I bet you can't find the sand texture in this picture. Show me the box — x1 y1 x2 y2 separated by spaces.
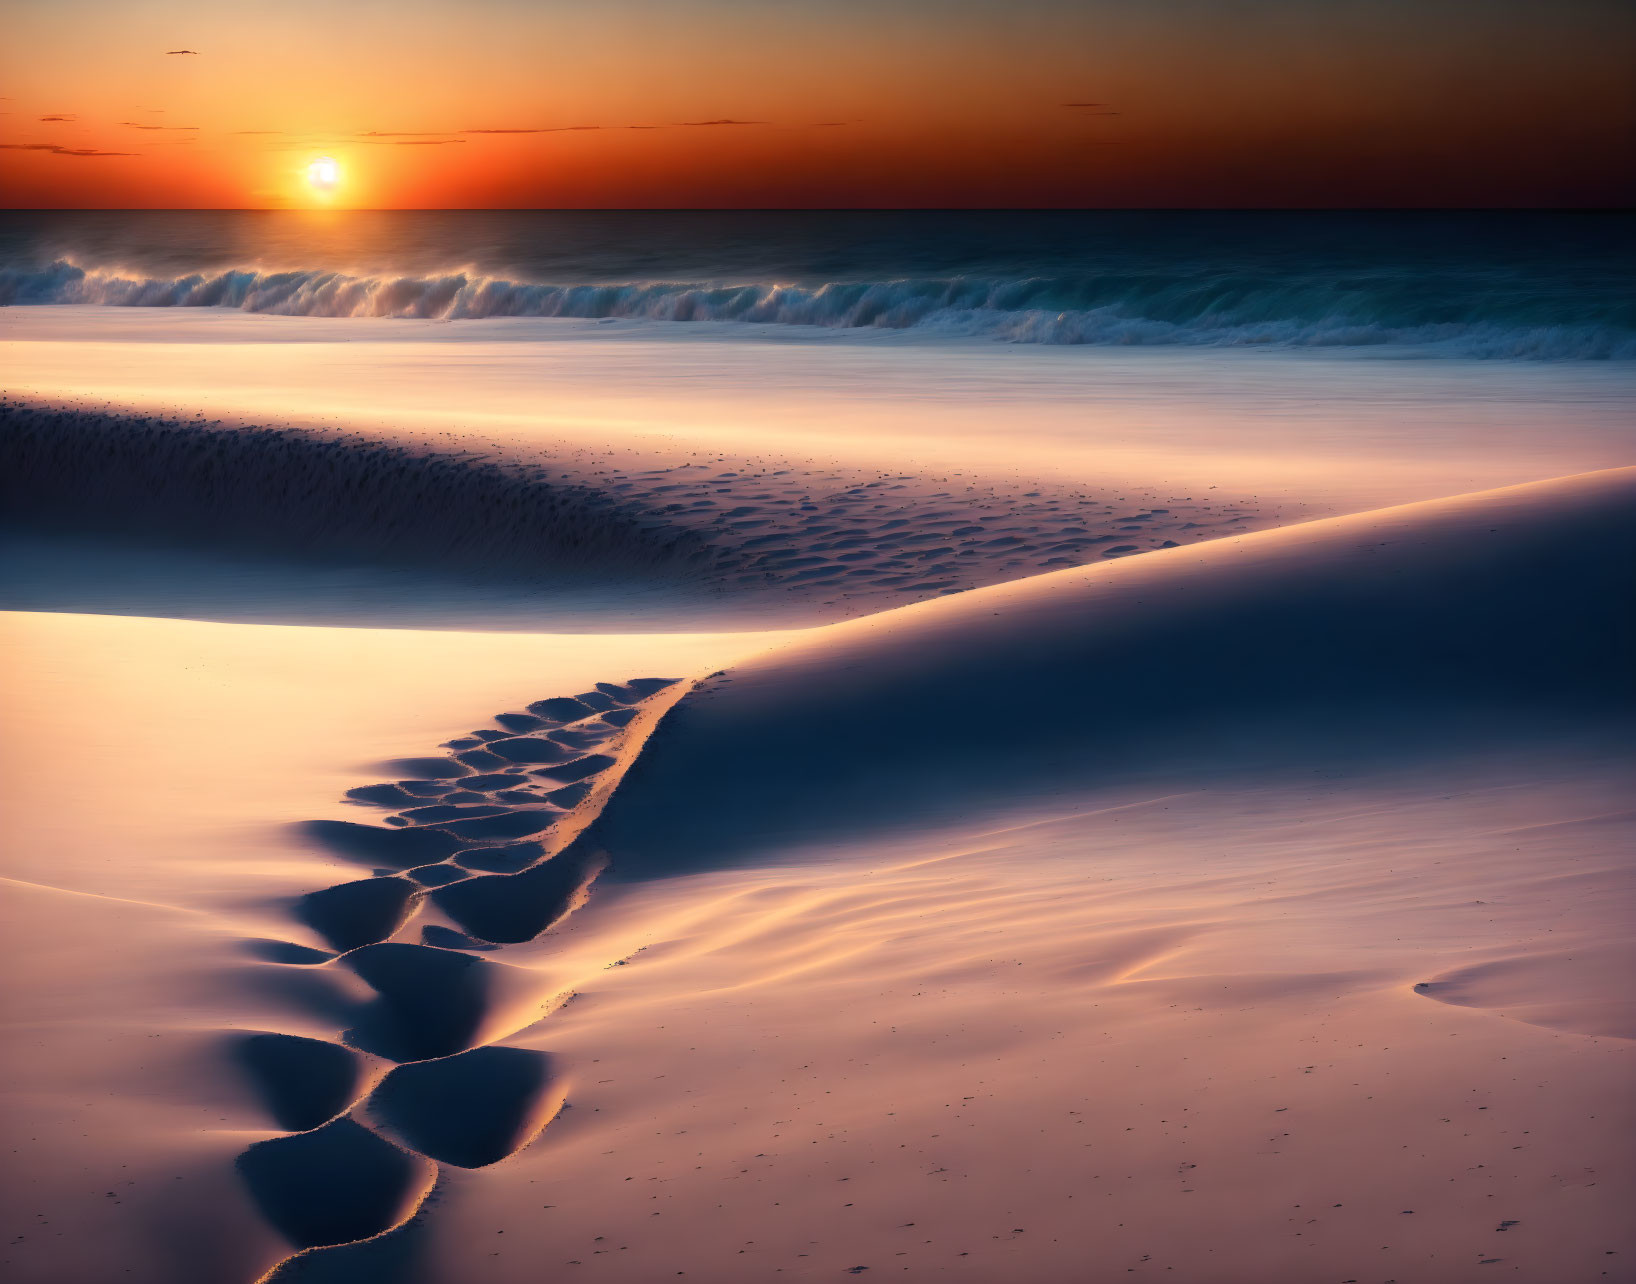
3 459 1631 1283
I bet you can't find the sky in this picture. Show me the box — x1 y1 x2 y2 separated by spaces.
2 0 1633 209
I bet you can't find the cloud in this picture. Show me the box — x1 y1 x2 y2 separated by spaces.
464 125 606 133
358 130 462 139
120 121 198 130
0 143 137 157
387 139 466 146
810 121 850 127
234 130 281 135
38 114 78 122
460 118 769 135
165 50 198 55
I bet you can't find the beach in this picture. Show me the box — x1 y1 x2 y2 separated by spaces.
1 211 1633 1283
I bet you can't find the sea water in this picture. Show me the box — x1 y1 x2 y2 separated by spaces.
3 209 1633 357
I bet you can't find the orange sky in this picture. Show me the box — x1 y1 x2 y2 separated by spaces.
2 0 1633 208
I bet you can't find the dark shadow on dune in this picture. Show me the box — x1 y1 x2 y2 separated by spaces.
377 757 471 781
298 819 461 869
237 1118 432 1250
234 1033 362 1132
368 1047 558 1169
344 943 494 1062
263 1176 448 1284
483 735 579 765
238 962 364 1027
437 809 558 841
431 848 608 945
243 938 335 965
531 753 618 785
0 401 717 585
420 925 492 951
586 470 1636 876
453 842 544 873
296 878 422 952
406 864 470 887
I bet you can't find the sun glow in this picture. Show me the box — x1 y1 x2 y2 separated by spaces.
306 156 341 191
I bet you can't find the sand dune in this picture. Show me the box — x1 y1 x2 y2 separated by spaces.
1 468 1630 1283
592 467 1636 869
1 396 1299 628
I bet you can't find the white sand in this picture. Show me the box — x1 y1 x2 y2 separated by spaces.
6 307 1634 505
0 310 1631 1283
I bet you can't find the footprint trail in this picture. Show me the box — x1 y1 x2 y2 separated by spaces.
231 676 689 1281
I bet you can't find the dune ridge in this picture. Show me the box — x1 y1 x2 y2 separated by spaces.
0 396 1295 619
0 399 717 585
587 466 1636 871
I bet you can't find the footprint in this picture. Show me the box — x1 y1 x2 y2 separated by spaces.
295 877 422 952
344 943 494 1062
405 863 469 887
233 1033 361 1132
527 696 593 721
345 783 420 808
493 711 545 732
482 736 579 765
438 810 558 841
530 753 617 786
298 819 460 869
431 847 608 945
366 1047 560 1169
242 939 334 966
237 1118 435 1250
232 675 688 1270
375 756 471 781
453 842 545 873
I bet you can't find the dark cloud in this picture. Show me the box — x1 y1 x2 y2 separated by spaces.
165 50 198 55
1 143 137 157
39 115 77 122
389 139 466 146
358 130 460 138
120 121 198 130
461 119 769 135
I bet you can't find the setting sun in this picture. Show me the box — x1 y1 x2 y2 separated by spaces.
306 156 340 191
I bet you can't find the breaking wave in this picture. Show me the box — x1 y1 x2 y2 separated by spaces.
3 259 1634 358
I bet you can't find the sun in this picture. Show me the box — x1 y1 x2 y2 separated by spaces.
306 156 341 192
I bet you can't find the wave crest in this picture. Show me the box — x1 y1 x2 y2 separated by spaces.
3 259 1633 358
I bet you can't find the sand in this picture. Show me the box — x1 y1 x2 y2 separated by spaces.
0 310 1632 1283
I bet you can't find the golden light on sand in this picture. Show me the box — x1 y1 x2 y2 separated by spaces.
306 156 341 191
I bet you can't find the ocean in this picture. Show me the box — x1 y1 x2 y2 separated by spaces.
3 209 1634 358
4 208 1634 629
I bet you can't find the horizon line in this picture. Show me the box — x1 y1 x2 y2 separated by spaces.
3 205 1633 214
